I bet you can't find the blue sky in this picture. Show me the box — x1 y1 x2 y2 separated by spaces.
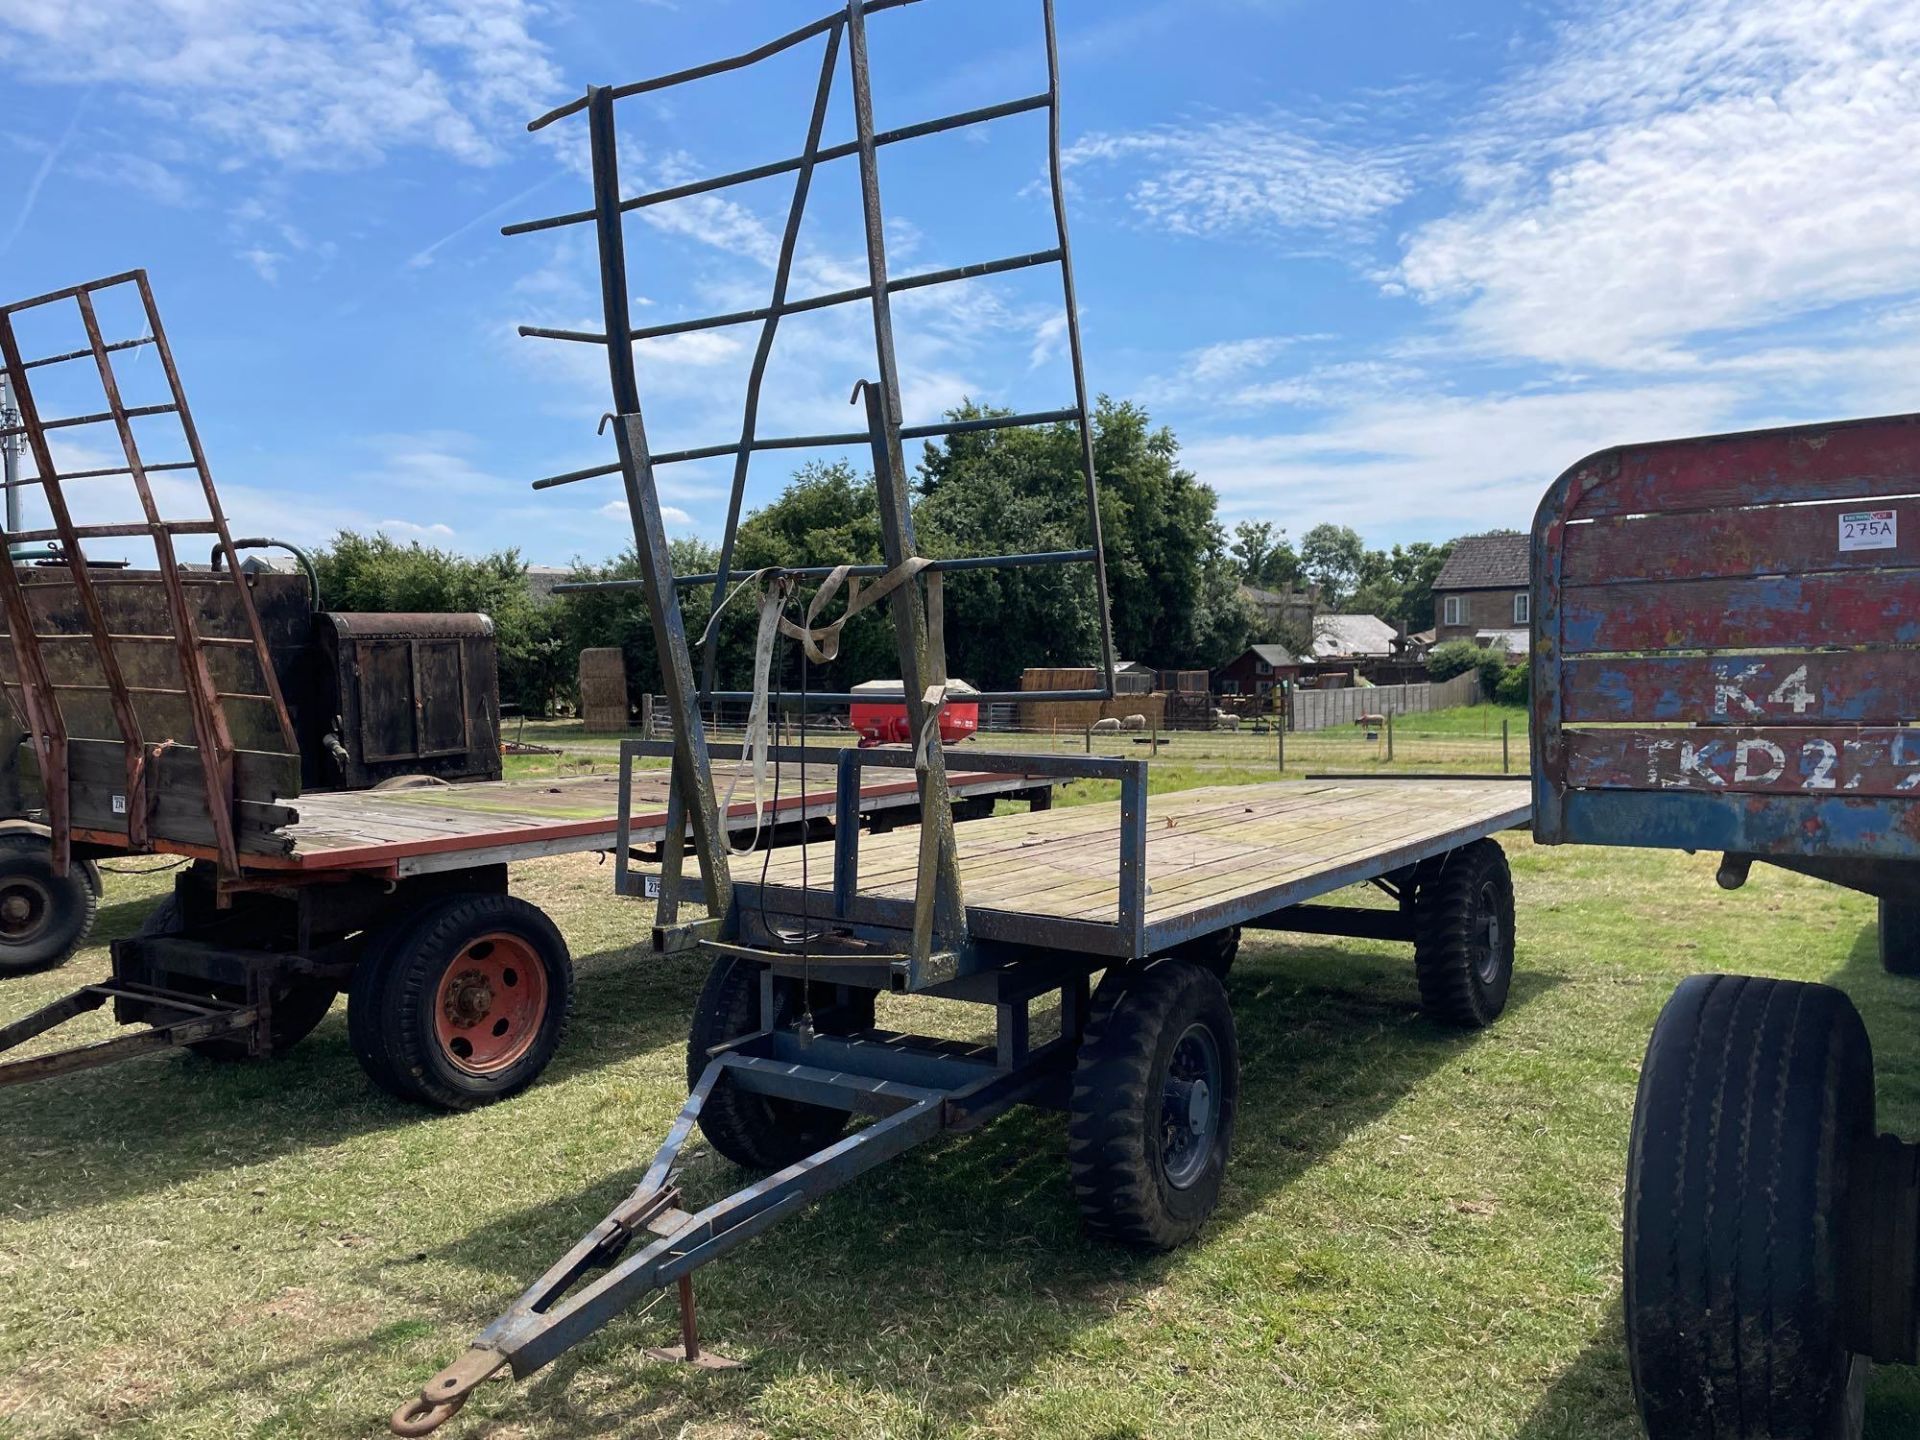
2 0 1916 566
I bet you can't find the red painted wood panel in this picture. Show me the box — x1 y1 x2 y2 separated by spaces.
1564 726 1920 796
1559 571 1920 654
1567 415 1920 520
1560 652 1920 724
1562 497 1917 585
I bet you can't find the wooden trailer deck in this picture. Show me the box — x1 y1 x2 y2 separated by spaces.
241 761 1045 876
741 778 1531 957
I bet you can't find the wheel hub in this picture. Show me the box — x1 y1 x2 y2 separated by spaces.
0 879 51 943
1161 1022 1223 1190
432 933 546 1075
1473 881 1504 984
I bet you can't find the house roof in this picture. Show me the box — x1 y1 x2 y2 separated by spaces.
1247 643 1296 667
1311 613 1398 658
1434 532 1529 591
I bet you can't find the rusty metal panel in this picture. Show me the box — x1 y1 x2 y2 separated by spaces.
311 612 500 787
1531 409 1920 858
1562 494 1920 585
1561 652 1920 725
1565 727 1920 796
1561 571 1920 654
1564 413 1920 520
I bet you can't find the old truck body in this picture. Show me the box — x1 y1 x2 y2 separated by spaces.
1531 411 1920 1439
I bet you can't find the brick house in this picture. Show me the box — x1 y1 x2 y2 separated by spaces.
1432 533 1530 643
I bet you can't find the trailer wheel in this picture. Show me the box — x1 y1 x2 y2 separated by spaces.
138 896 338 1061
1160 926 1240 981
1067 958 1239 1251
0 832 98 976
687 955 850 1170
348 893 572 1110
1879 898 1920 977
1625 974 1871 1440
1411 839 1514 1028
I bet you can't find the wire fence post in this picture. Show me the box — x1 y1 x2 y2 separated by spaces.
1386 710 1394 764
1277 715 1285 775
1502 718 1511 773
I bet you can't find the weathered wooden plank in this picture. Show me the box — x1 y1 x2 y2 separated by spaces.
1564 726 1920 796
1120 795 1493 921
1560 571 1920 654
1561 651 1920 724
1562 496 1917 585
740 781 1528 931
1569 416 1920 520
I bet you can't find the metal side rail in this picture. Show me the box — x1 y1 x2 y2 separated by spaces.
0 979 256 1085
392 1025 1080 1435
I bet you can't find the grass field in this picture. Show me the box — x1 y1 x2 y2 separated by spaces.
5 795 1918 1437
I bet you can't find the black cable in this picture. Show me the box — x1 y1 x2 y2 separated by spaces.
94 855 190 875
798 636 812 1027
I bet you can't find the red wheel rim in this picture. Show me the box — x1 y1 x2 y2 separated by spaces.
432 932 547 1075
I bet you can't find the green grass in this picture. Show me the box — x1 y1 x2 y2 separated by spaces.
6 812 1916 1437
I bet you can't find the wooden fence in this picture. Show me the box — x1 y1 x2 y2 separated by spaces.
1288 670 1480 732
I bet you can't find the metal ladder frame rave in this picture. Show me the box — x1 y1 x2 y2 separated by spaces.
508 0 1120 973
0 271 298 879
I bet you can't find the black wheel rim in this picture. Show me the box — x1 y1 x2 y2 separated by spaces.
1161 1021 1222 1189
0 877 52 945
1471 878 1503 984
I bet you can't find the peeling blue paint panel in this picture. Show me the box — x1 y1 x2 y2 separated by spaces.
1531 411 1920 869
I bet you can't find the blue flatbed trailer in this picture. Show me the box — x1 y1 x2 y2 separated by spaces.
392 766 1531 1433
1530 410 1920 1440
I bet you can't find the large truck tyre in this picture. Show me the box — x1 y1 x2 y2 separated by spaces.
1067 958 1240 1251
1625 973 1872 1440
1879 898 1920 977
0 831 99 976
686 955 851 1170
1411 839 1515 1028
349 893 573 1110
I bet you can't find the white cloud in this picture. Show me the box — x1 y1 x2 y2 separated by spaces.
238 247 283 283
378 518 457 538
0 0 565 171
1398 0 1920 367
1186 379 1746 533
1065 115 1410 240
353 432 517 497
598 498 693 529
1188 337 1294 383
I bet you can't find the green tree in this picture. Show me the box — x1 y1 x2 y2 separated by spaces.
917 397 1244 676
1349 539 1455 632
557 535 728 710
1300 523 1366 607
1230 520 1302 591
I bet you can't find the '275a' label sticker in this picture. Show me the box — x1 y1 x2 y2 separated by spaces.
1839 508 1897 551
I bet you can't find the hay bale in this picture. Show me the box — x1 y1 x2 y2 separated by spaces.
578 647 629 731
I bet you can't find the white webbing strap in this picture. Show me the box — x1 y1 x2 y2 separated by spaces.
777 555 933 663
721 560 954 852
719 574 792 856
